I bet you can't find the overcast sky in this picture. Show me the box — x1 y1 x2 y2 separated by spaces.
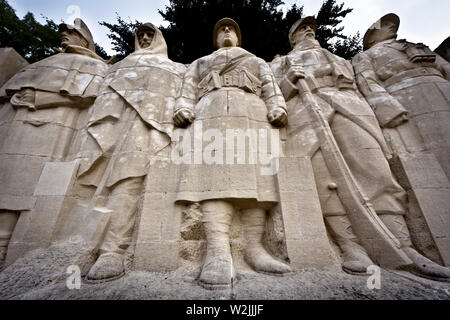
8 0 450 57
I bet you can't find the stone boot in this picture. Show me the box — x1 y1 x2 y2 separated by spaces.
380 214 450 282
241 208 292 275
199 200 235 290
326 216 374 275
403 247 450 282
86 252 125 282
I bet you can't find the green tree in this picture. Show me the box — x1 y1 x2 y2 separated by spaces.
315 0 362 58
1 0 109 63
99 14 142 60
99 0 361 63
0 0 60 62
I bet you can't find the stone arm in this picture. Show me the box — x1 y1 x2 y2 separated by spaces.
258 59 288 127
352 52 408 128
10 89 93 111
173 61 197 128
270 56 298 102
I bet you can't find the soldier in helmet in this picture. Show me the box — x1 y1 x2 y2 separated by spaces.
0 19 109 267
174 18 291 289
271 16 450 282
353 13 450 179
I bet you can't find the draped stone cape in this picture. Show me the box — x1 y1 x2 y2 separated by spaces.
76 23 186 188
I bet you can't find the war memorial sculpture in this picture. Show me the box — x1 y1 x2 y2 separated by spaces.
0 12 449 296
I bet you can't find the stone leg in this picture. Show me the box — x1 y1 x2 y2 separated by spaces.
380 214 450 282
241 208 292 275
86 176 144 282
198 200 234 290
331 113 407 215
312 149 373 275
0 211 19 267
325 215 374 275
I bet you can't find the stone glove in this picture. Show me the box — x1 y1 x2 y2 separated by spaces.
173 108 195 128
268 108 288 128
10 88 36 110
286 65 306 84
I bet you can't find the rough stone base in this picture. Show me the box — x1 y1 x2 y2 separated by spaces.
0 242 448 300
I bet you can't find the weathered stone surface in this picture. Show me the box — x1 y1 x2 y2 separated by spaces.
353 13 450 178
353 13 450 272
1 11 450 295
34 162 80 197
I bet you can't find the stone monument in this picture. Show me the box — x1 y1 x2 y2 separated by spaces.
0 11 449 296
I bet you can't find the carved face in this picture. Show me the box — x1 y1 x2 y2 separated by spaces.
137 28 155 49
216 24 239 48
292 24 316 46
61 29 88 49
370 20 397 45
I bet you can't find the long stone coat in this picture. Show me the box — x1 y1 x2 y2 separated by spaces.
270 40 406 216
0 46 108 211
175 46 287 205
352 39 450 178
76 23 186 189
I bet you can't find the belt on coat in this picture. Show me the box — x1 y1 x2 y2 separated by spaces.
198 69 262 98
383 67 443 88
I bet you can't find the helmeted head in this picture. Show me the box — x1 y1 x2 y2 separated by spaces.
289 16 317 48
134 23 168 57
213 18 242 49
363 13 400 51
59 18 95 52
136 25 155 49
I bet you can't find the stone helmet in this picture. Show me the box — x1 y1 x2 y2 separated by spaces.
59 18 95 52
363 13 400 51
213 17 242 49
289 16 317 48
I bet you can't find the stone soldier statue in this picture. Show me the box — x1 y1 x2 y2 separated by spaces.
0 19 109 267
174 18 291 289
75 23 186 282
352 13 450 179
270 16 450 282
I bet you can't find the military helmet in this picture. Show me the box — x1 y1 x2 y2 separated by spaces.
213 17 242 49
289 16 317 48
59 18 95 52
363 13 400 51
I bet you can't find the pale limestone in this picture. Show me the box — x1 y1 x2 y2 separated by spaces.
353 13 450 269
0 19 109 269
1 12 450 291
271 16 450 281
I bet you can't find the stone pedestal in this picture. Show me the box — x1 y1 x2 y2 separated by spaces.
390 153 450 266
133 160 182 272
277 156 338 269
